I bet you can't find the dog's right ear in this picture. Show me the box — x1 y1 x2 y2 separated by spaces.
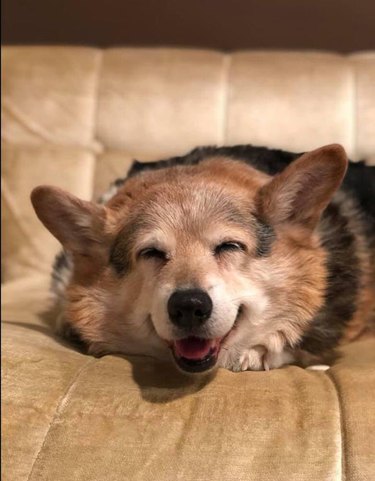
256 144 348 230
31 186 107 255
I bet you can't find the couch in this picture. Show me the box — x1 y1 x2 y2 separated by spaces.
2 46 375 481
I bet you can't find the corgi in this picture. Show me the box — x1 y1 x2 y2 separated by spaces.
31 144 375 374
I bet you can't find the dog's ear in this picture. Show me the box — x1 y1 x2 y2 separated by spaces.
31 186 107 255
257 144 348 230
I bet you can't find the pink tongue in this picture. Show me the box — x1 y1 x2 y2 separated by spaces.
174 337 213 360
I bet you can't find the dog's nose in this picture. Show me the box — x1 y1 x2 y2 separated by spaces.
168 289 213 329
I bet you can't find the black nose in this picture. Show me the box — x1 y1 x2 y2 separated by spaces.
168 289 213 329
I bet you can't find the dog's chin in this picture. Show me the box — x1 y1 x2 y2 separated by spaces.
171 337 221 374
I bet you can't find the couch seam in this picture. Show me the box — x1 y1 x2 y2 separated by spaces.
220 54 232 144
326 370 347 481
91 49 104 149
89 49 104 200
2 98 65 144
348 58 357 160
26 357 97 481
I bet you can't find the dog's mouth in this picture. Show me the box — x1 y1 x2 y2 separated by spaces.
171 337 220 373
165 306 243 373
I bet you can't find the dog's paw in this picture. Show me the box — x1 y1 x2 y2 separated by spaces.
237 346 265 371
222 346 295 372
221 345 266 372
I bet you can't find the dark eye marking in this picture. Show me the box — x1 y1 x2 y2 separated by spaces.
214 241 246 256
110 237 131 276
253 217 275 257
138 247 168 261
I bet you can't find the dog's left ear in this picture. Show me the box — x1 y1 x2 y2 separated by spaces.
257 144 348 230
31 185 108 256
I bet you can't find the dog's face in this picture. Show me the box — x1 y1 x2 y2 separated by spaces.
109 177 269 373
31 144 348 373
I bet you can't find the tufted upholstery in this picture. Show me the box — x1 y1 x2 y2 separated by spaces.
2 47 375 481
2 47 375 282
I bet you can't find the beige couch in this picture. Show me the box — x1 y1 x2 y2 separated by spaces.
2 47 375 481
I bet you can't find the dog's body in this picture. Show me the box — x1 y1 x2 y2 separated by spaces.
32 144 375 373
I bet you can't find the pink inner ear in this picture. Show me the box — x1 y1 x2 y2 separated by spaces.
258 144 348 229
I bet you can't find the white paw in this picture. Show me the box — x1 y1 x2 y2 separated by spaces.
219 345 264 372
238 346 265 371
221 346 295 372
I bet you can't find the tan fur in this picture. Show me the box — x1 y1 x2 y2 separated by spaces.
31 144 374 373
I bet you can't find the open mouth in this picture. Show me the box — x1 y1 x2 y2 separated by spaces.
171 337 220 373
167 306 243 373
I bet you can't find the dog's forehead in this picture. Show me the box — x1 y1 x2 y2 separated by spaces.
108 158 268 211
138 181 253 229
107 160 269 246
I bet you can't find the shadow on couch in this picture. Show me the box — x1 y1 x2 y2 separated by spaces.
3 318 216 403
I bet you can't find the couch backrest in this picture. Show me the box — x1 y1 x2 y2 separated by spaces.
2 47 375 282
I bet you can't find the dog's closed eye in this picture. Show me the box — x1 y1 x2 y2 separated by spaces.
138 247 168 261
214 241 246 256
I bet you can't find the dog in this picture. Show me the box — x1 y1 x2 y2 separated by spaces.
31 144 375 374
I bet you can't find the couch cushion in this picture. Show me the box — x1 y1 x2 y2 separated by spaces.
2 277 375 481
350 53 375 159
1 145 95 282
226 52 354 154
1 46 101 149
2 47 375 284
93 150 135 200
96 48 226 158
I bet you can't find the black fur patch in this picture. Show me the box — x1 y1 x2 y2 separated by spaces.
128 144 301 179
253 217 276 257
109 234 132 275
61 322 87 351
341 160 375 237
109 218 150 275
299 201 361 354
53 250 69 272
